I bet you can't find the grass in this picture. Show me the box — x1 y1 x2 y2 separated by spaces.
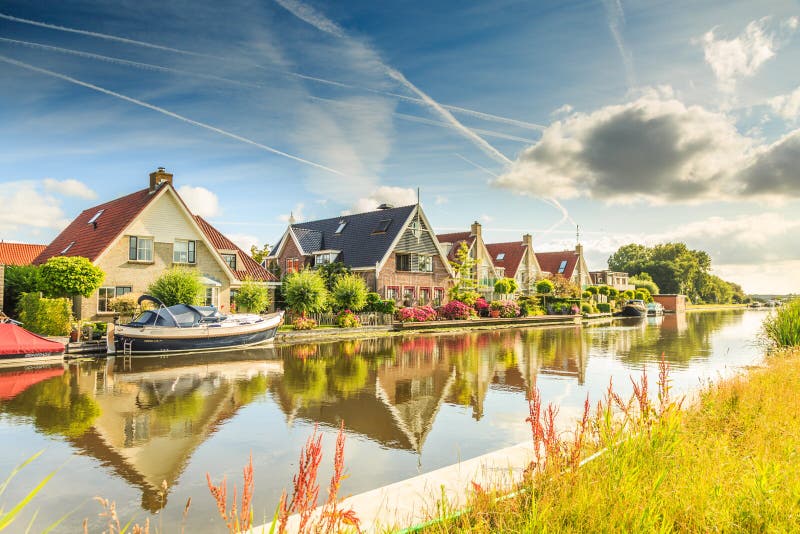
764 299 800 348
423 349 800 533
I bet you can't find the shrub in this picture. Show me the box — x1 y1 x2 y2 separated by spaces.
597 302 611 313
474 297 490 316
622 289 635 299
39 256 105 298
608 287 620 298
581 303 593 314
764 299 800 347
598 285 610 296
2 265 42 317
586 286 599 295
450 289 480 307
517 296 542 317
581 290 592 300
536 279 554 294
630 276 660 296
16 292 72 336
149 267 203 306
494 277 518 295
336 309 361 328
331 274 368 312
364 292 383 312
379 299 396 315
108 293 140 321
234 279 271 313
634 288 653 302
292 316 317 330
491 299 520 318
397 306 437 323
437 300 474 320
283 270 329 317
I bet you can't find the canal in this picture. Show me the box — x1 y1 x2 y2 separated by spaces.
0 310 767 532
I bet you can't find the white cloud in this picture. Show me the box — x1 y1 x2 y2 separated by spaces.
278 203 306 223
551 104 574 117
226 233 261 253
480 214 493 223
177 185 221 218
352 186 417 213
43 178 97 199
0 181 70 237
713 261 800 294
699 17 796 92
434 195 448 205
769 86 800 120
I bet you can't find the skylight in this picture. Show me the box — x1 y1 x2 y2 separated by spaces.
496 253 505 261
335 220 347 234
557 260 568 274
372 219 392 234
87 209 104 225
61 241 75 254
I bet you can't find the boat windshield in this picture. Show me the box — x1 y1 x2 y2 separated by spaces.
128 304 216 327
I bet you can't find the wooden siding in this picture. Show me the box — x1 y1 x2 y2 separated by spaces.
126 193 204 244
395 220 439 255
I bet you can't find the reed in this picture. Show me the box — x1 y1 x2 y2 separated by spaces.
763 299 800 348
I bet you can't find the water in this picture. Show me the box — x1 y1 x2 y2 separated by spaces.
0 310 766 532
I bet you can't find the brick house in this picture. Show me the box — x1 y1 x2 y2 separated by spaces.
535 244 591 288
589 270 634 291
485 234 542 294
436 222 500 295
34 168 277 321
0 242 47 313
268 203 454 306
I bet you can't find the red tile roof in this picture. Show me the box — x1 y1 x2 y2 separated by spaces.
436 232 475 261
535 251 579 279
485 241 526 278
34 187 157 264
0 243 47 266
194 216 277 282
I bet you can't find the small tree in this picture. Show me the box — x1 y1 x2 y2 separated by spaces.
535 279 555 295
39 256 104 298
3 265 42 317
494 277 518 296
630 276 660 296
317 262 352 291
249 243 271 265
235 279 271 313
449 242 479 303
148 267 204 306
586 286 599 295
598 285 610 296
282 269 329 317
331 274 368 312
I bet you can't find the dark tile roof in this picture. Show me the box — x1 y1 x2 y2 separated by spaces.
535 250 579 279
290 205 416 268
435 232 475 261
194 216 277 282
35 187 157 264
0 243 47 266
485 241 526 277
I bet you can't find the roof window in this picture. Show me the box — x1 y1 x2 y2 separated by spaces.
557 260 568 274
87 209 104 225
61 241 75 254
372 219 392 234
335 220 347 234
496 253 505 261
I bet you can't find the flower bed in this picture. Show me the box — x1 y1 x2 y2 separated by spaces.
397 305 438 323
437 300 474 320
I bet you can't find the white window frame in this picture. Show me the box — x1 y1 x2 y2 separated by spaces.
221 253 237 270
98 287 115 313
173 239 196 264
129 236 153 262
204 286 219 307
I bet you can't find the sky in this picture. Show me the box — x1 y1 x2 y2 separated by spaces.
1 0 799 293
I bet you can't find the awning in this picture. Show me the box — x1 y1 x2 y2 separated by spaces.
199 275 222 287
0 324 65 356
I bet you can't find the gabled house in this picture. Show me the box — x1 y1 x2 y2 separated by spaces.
268 203 454 306
485 234 541 293
0 242 47 313
535 244 591 288
589 270 634 291
436 222 500 293
34 168 277 321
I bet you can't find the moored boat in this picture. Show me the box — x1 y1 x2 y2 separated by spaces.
0 323 65 368
115 296 284 355
615 299 648 318
647 302 664 316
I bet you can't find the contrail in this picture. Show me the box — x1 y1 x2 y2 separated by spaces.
1 37 537 144
602 0 635 88
454 153 500 178
0 10 544 130
0 54 344 176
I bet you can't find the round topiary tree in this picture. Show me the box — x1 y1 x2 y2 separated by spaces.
331 274 368 312
282 269 329 317
598 285 610 296
39 256 105 298
586 285 599 295
535 279 554 295
148 267 203 306
608 287 619 299
494 277 519 296
234 279 271 313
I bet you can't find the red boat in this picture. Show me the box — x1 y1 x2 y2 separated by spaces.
0 366 64 400
0 323 65 368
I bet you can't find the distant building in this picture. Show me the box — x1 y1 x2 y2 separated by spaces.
589 269 634 291
485 234 542 294
268 203 454 306
0 242 47 313
437 222 500 294
535 244 591 288
35 168 277 321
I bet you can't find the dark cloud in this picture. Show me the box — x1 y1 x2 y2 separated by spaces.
738 131 800 196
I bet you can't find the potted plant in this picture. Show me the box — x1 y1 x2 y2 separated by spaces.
489 301 502 318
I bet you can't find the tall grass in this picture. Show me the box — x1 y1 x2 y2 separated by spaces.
764 299 800 347
424 351 800 532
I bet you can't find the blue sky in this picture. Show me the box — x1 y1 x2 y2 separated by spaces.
1 0 799 292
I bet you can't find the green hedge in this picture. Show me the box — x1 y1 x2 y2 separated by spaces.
16 292 72 336
597 302 611 313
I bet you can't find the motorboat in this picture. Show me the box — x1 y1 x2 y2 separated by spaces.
647 302 664 316
114 295 284 355
0 322 65 368
615 299 648 318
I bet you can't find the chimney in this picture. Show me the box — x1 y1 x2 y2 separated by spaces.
377 203 394 210
470 221 482 239
523 233 533 250
149 167 173 192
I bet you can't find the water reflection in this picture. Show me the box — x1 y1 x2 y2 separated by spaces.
0 310 761 532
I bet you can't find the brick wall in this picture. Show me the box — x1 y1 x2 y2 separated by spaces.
0 264 4 313
378 252 452 305
652 294 687 314
273 234 309 276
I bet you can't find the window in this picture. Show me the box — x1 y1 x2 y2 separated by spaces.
222 253 237 270
286 257 300 274
115 286 132 297
409 219 421 238
557 260 568 274
128 236 153 262
418 255 433 273
335 220 347 234
433 287 445 307
386 286 399 301
230 289 238 311
204 286 219 307
87 209 104 225
314 252 338 266
403 286 416 302
496 253 505 261
61 241 75 254
396 253 411 272
373 219 392 234
173 240 196 264
419 287 431 305
98 286 131 313
396 253 433 272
